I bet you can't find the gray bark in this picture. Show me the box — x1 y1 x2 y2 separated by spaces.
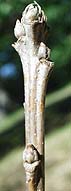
12 1 54 191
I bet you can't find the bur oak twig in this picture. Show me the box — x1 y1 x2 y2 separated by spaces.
12 1 54 191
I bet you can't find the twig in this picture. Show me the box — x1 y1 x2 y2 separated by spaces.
12 1 54 191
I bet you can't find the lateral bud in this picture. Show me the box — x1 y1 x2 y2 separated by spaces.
23 144 41 183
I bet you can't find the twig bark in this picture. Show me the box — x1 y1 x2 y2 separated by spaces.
12 1 54 191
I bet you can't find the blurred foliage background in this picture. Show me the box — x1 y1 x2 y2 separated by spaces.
0 0 71 191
